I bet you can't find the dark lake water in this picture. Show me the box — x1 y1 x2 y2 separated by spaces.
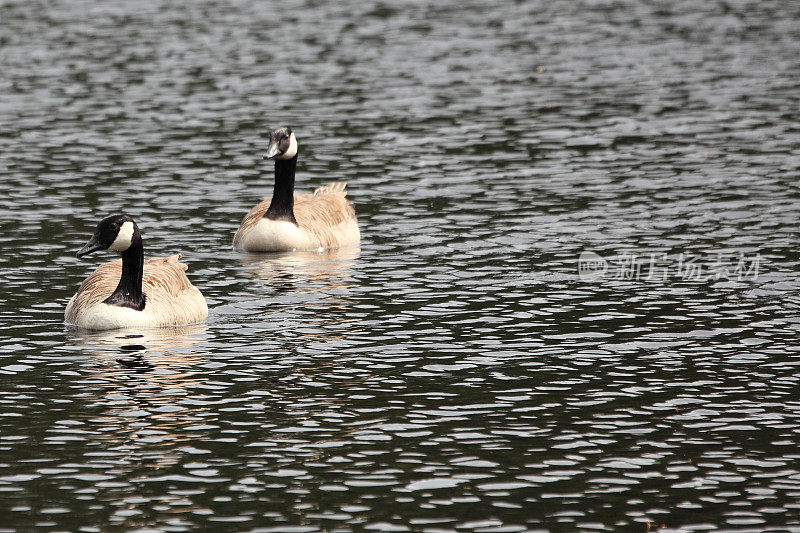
2 0 800 530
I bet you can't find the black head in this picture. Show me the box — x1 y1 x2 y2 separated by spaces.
77 214 139 258
264 126 297 160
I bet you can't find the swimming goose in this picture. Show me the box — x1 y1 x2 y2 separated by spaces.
233 127 360 252
65 214 208 330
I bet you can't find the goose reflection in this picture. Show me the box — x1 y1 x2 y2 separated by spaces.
238 246 359 296
64 325 221 523
69 324 208 371
66 325 213 461
69 324 209 392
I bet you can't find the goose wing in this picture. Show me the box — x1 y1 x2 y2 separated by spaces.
294 182 356 233
139 254 207 325
141 254 196 297
234 198 272 246
65 260 123 322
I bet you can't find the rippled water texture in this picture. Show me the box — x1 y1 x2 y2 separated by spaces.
2 0 800 530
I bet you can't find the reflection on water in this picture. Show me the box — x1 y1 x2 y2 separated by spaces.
238 246 359 294
2 0 800 530
68 324 208 352
68 325 210 384
64 325 210 457
2 326 218 529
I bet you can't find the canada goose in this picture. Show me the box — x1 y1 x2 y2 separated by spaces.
233 127 360 252
65 214 208 330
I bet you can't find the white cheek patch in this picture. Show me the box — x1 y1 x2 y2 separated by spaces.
277 133 298 160
108 221 134 252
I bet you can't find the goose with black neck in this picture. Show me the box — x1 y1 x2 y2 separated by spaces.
234 127 360 252
65 214 208 330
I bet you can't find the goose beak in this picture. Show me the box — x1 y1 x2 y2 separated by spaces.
77 235 102 258
264 142 280 160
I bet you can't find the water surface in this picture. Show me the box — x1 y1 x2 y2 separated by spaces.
1 0 800 530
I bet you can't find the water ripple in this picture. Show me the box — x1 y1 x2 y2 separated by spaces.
1 0 800 530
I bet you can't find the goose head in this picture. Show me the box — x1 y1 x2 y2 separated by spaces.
77 214 138 258
264 126 298 160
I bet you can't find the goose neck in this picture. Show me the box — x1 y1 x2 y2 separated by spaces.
266 155 298 223
104 231 145 310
